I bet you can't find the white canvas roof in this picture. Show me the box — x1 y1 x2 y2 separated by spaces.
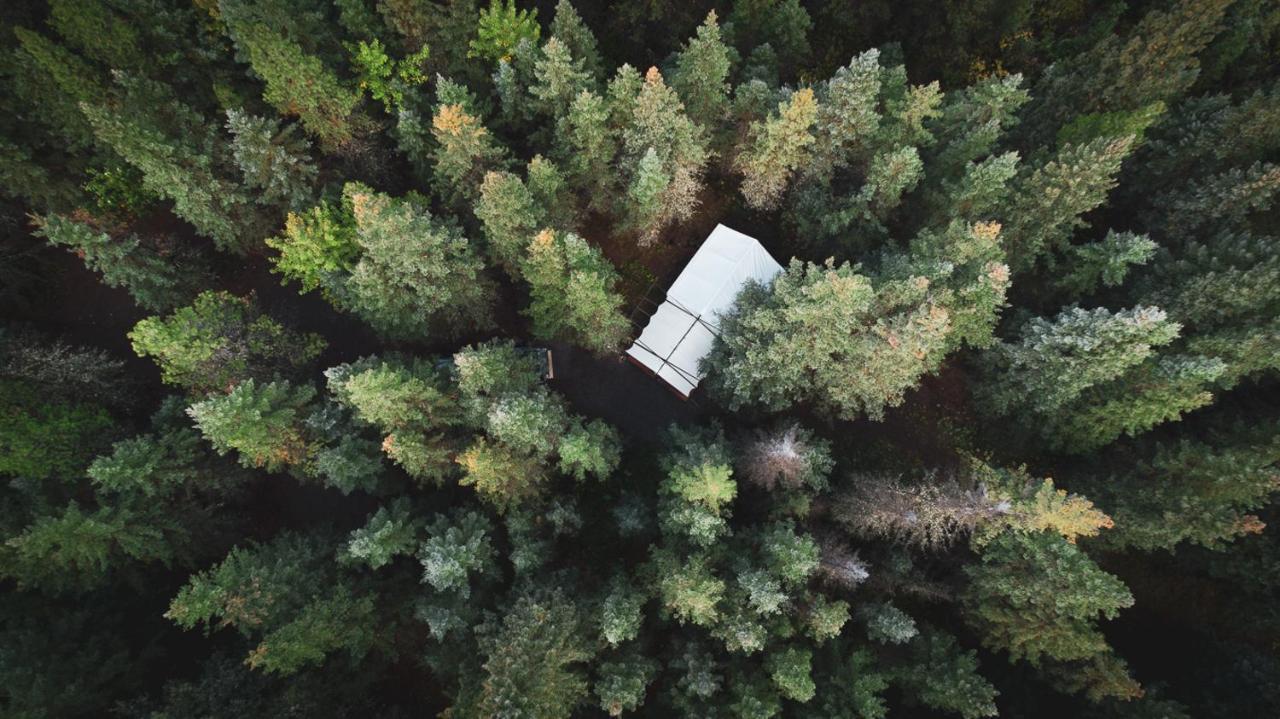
626 224 784 397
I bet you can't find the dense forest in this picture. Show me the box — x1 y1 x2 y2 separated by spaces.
2 0 1279 716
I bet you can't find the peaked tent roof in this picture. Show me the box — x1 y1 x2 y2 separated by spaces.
626 224 784 397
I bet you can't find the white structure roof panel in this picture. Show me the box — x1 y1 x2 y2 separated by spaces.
625 224 783 397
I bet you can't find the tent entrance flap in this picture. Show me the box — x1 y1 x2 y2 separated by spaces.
625 224 784 398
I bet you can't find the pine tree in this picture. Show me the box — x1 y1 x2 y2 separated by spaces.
766 645 815 702
594 654 658 717
417 509 497 596
221 21 361 151
476 170 544 273
431 102 508 208
964 531 1136 697
891 630 999 719
493 38 541 133
344 185 496 339
1054 230 1157 297
166 532 380 675
341 500 421 570
656 424 738 549
734 88 818 210
1146 162 1280 237
531 37 592 121
0 380 114 481
80 74 263 253
522 229 630 355
725 0 813 71
11 23 102 100
554 90 619 212
0 501 180 593
225 109 318 211
1000 136 1136 273
470 0 540 63
980 306 1181 416
327 356 464 483
1140 80 1280 179
526 154 577 229
671 12 734 131
550 0 602 81
266 201 361 299
33 213 198 311
187 379 316 472
1082 417 1280 552
557 419 622 481
46 0 146 72
706 259 951 420
474 592 591 719
929 74 1029 177
1024 0 1233 143
802 49 884 182
892 220 1010 351
621 67 710 244
1047 354 1225 453
129 291 325 394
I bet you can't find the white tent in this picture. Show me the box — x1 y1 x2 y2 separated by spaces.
626 224 784 397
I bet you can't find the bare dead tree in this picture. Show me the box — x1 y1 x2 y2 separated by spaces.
832 472 1010 550
739 422 833 491
815 531 870 590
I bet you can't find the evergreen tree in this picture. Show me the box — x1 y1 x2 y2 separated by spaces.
1146 162 1280 237
0 380 114 481
221 19 361 151
266 200 360 299
1024 0 1233 143
1000 136 1136 273
706 259 951 420
225 109 318 211
621 67 710 244
526 154 577 229
1055 230 1157 297
472 592 591 718
891 630 999 719
1082 416 1280 552
187 379 316 473
657 425 738 548
734 88 818 210
80 74 264 253
129 291 324 394
671 12 734 131
550 0 602 81
980 306 1181 417
531 37 592 121
476 170 544 273
964 530 1138 699
344 184 496 339
522 229 630 355
33 213 199 311
928 74 1029 177
725 0 813 71
431 102 509 208
1046 354 1225 453
979 305 1224 451
470 0 541 64
326 355 464 483
892 220 1010 351
554 89 619 212
594 654 658 716
167 532 381 674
